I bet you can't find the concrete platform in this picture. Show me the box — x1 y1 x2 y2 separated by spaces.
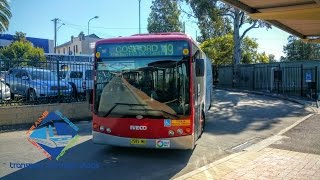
175 114 320 180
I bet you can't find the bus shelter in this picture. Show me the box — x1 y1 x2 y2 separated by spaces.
221 0 320 43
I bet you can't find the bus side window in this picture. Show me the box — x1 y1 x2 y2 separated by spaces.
196 59 205 77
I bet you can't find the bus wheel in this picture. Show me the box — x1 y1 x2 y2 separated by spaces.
209 89 212 110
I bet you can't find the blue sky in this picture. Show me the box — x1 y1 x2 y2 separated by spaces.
7 0 291 60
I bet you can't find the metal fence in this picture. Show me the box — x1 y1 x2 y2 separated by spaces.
214 61 320 100
0 56 94 106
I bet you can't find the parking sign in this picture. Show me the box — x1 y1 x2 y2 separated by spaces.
306 72 312 82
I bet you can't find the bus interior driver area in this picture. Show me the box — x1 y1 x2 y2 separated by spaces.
95 57 190 120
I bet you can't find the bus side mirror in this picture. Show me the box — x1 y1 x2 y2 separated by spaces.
86 89 93 104
196 59 205 77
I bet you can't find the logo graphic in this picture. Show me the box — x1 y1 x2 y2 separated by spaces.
130 125 147 130
26 111 79 160
164 119 171 127
156 140 170 148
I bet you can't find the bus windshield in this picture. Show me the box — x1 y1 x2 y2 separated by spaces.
94 57 190 119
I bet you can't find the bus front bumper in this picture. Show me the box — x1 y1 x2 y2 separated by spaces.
92 131 195 149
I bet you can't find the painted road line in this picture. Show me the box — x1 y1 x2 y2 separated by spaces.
277 113 314 135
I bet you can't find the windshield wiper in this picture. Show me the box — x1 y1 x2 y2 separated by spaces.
101 103 148 117
130 108 179 119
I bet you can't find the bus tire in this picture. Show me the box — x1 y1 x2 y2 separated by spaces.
209 89 212 110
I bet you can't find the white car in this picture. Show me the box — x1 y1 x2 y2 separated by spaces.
82 69 94 92
0 71 6 82
60 69 93 96
0 81 10 101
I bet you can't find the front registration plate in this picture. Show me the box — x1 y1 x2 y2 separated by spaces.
130 139 146 145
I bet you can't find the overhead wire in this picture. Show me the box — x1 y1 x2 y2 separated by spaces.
60 19 147 30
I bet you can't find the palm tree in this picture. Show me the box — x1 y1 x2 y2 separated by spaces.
0 0 11 32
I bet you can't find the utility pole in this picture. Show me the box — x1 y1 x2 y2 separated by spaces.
182 22 185 33
196 31 198 42
52 18 59 54
138 0 141 34
52 18 61 100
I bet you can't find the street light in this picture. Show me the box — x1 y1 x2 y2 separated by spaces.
57 23 65 31
87 16 99 55
88 16 99 36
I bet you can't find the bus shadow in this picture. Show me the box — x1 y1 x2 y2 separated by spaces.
2 139 193 180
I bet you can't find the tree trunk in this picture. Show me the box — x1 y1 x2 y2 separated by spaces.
233 9 241 64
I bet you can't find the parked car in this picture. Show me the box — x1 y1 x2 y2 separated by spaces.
0 80 10 101
82 69 94 92
5 67 72 101
0 71 7 82
60 69 93 97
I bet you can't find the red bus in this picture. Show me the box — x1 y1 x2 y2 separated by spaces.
90 32 212 149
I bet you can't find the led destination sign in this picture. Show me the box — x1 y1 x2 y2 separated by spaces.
96 41 189 58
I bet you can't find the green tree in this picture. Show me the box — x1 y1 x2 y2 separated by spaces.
0 38 45 68
184 0 231 42
282 36 320 61
200 34 233 65
184 0 271 64
148 0 182 33
241 37 258 64
255 52 269 63
13 31 27 42
268 54 276 63
0 0 11 32
200 33 263 65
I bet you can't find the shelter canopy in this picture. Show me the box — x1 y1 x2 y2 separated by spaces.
221 0 320 43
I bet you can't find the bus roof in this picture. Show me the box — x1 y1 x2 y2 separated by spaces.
95 32 197 45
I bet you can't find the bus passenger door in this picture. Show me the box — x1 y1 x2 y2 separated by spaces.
194 56 205 139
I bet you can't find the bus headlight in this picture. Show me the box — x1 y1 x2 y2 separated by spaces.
168 130 174 136
177 129 183 135
99 126 105 132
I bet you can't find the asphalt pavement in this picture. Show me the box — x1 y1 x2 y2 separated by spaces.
271 114 320 155
0 89 313 180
